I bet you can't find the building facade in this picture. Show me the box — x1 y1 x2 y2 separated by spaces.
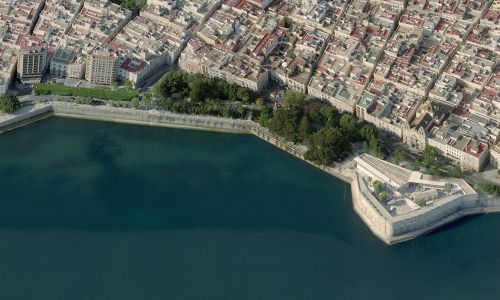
50 48 77 78
491 144 500 169
85 48 118 85
17 41 48 84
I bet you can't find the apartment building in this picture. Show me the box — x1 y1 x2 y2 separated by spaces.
17 37 48 83
112 12 189 85
491 143 500 169
0 45 17 94
179 38 268 92
356 80 423 138
32 0 83 51
428 121 491 172
85 47 117 85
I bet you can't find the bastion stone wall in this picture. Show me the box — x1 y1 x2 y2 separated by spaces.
352 172 484 244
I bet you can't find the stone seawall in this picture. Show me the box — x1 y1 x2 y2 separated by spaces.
1 102 497 245
0 104 53 133
0 102 350 183
51 102 253 134
249 125 355 183
352 174 393 242
51 102 356 184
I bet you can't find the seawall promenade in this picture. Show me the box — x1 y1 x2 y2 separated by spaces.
1 102 498 244
0 104 53 133
52 102 253 134
0 102 355 183
53 102 356 183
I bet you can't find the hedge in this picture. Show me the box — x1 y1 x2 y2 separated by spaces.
33 84 139 101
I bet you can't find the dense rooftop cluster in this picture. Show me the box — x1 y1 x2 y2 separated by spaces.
0 0 499 171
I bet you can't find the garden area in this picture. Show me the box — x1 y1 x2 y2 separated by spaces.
151 71 254 119
256 91 386 166
151 71 386 167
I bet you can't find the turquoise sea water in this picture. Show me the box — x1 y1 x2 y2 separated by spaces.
0 117 499 299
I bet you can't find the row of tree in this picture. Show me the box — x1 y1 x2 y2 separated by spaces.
413 145 463 178
34 84 139 102
155 97 246 119
475 182 500 196
0 94 20 113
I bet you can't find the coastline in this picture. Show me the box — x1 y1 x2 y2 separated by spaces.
0 104 54 133
351 170 500 244
1 102 498 244
0 102 355 184
54 112 248 135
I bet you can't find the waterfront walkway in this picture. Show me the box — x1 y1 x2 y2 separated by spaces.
1 102 498 244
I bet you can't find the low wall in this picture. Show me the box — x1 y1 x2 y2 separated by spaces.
51 102 253 134
52 102 356 184
0 104 53 133
352 174 393 242
0 102 353 185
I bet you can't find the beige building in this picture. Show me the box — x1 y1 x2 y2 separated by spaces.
428 127 490 172
68 57 86 80
179 39 268 92
0 46 17 95
491 144 500 169
247 0 273 9
17 40 48 84
85 48 118 85
461 140 489 172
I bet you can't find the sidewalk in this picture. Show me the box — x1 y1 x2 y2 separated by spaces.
473 169 500 186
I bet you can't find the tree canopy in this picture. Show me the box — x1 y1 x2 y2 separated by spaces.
414 145 451 177
359 124 385 158
304 127 351 165
378 192 390 203
476 182 500 196
110 0 146 10
423 145 439 165
372 180 385 193
269 106 303 143
393 149 407 164
339 114 357 134
154 71 253 104
34 84 139 101
0 94 21 113
284 91 306 108
259 93 387 165
298 115 313 141
444 183 454 193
